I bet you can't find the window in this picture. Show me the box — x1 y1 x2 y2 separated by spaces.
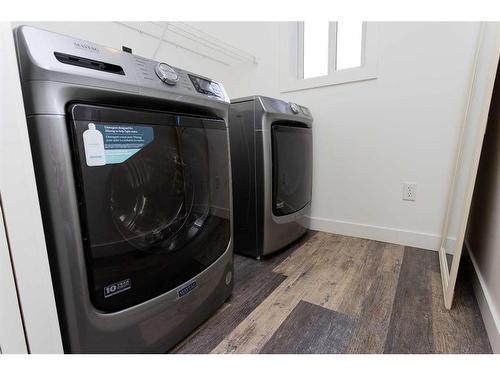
336 21 364 70
280 22 379 92
302 22 330 79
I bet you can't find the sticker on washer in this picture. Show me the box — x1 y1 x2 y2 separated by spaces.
178 281 197 298
104 278 131 298
83 123 154 166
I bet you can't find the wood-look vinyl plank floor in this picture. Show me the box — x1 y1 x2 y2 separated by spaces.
260 301 356 354
172 231 492 354
173 233 310 353
384 247 436 353
430 258 491 353
345 242 404 353
211 233 353 353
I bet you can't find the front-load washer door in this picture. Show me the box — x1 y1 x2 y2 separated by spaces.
271 122 312 217
69 104 230 313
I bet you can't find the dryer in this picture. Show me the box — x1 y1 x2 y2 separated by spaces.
229 96 312 259
15 26 233 353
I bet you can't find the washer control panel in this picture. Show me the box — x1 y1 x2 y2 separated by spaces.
155 62 179 85
133 55 228 102
16 26 229 106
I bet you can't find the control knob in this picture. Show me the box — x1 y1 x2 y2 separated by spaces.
290 102 300 114
155 63 178 85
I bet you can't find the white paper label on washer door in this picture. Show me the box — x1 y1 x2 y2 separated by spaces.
83 123 154 166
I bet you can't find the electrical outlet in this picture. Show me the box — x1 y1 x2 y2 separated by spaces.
403 183 417 201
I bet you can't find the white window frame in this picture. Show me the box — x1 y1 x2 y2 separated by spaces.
279 22 379 93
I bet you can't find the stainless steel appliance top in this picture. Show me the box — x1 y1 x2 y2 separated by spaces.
230 95 313 121
15 26 230 115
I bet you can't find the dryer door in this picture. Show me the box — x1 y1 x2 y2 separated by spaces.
69 104 230 312
271 122 312 216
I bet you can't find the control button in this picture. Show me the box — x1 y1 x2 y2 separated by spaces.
155 62 178 85
290 102 300 114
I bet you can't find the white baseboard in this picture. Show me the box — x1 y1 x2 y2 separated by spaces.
301 215 444 251
465 240 500 353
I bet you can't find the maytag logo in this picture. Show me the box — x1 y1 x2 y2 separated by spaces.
74 41 99 53
178 281 197 298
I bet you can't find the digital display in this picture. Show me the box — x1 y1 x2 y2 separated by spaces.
197 77 213 91
188 74 222 98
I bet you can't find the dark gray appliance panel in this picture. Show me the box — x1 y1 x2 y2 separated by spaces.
69 104 230 312
271 122 312 216
228 100 264 257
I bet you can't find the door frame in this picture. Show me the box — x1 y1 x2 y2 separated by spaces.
438 22 500 309
0 201 27 354
0 22 63 353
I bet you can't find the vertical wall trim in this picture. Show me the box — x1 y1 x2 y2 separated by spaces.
0 200 28 353
0 22 63 353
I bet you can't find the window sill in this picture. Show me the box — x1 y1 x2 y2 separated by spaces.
280 65 377 93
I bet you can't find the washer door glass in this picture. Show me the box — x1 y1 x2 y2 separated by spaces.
271 122 312 216
108 127 204 252
70 104 230 312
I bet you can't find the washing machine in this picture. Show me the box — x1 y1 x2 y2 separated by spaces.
229 96 312 259
14 26 233 353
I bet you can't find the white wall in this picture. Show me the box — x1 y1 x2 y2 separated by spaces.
196 22 481 250
13 21 481 251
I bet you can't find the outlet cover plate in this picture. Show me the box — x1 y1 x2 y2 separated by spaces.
403 183 417 201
